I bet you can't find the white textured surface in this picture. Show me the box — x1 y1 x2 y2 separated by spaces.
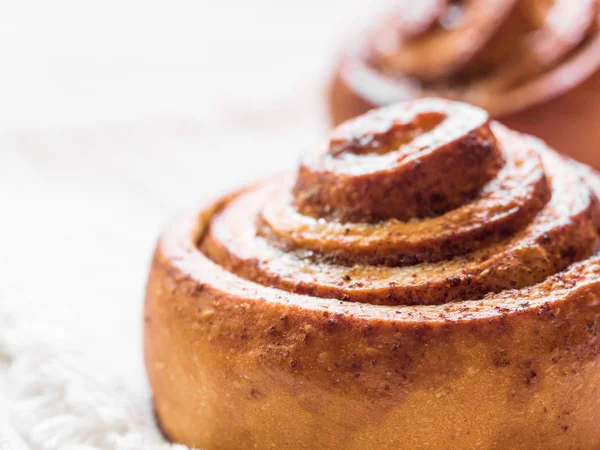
0 0 384 447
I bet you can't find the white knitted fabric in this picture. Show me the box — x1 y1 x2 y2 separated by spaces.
0 302 184 450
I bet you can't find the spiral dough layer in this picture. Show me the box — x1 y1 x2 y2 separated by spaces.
202 99 598 306
145 99 600 450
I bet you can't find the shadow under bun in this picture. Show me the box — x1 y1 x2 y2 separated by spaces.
330 0 600 168
146 99 600 450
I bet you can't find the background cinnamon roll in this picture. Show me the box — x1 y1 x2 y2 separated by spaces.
330 0 600 169
145 99 600 449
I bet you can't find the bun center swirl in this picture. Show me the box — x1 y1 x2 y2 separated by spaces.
294 99 503 222
201 99 600 306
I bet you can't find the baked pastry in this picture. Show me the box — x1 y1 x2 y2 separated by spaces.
145 99 600 450
329 0 600 168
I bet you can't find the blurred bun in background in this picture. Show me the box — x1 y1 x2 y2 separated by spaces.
329 0 600 169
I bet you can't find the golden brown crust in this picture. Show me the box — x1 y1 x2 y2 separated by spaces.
146 99 600 449
329 0 600 169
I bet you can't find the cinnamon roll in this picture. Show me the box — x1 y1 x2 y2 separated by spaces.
330 0 600 169
145 99 600 450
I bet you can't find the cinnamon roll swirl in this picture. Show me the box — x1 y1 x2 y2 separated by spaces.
330 0 600 169
145 99 600 450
